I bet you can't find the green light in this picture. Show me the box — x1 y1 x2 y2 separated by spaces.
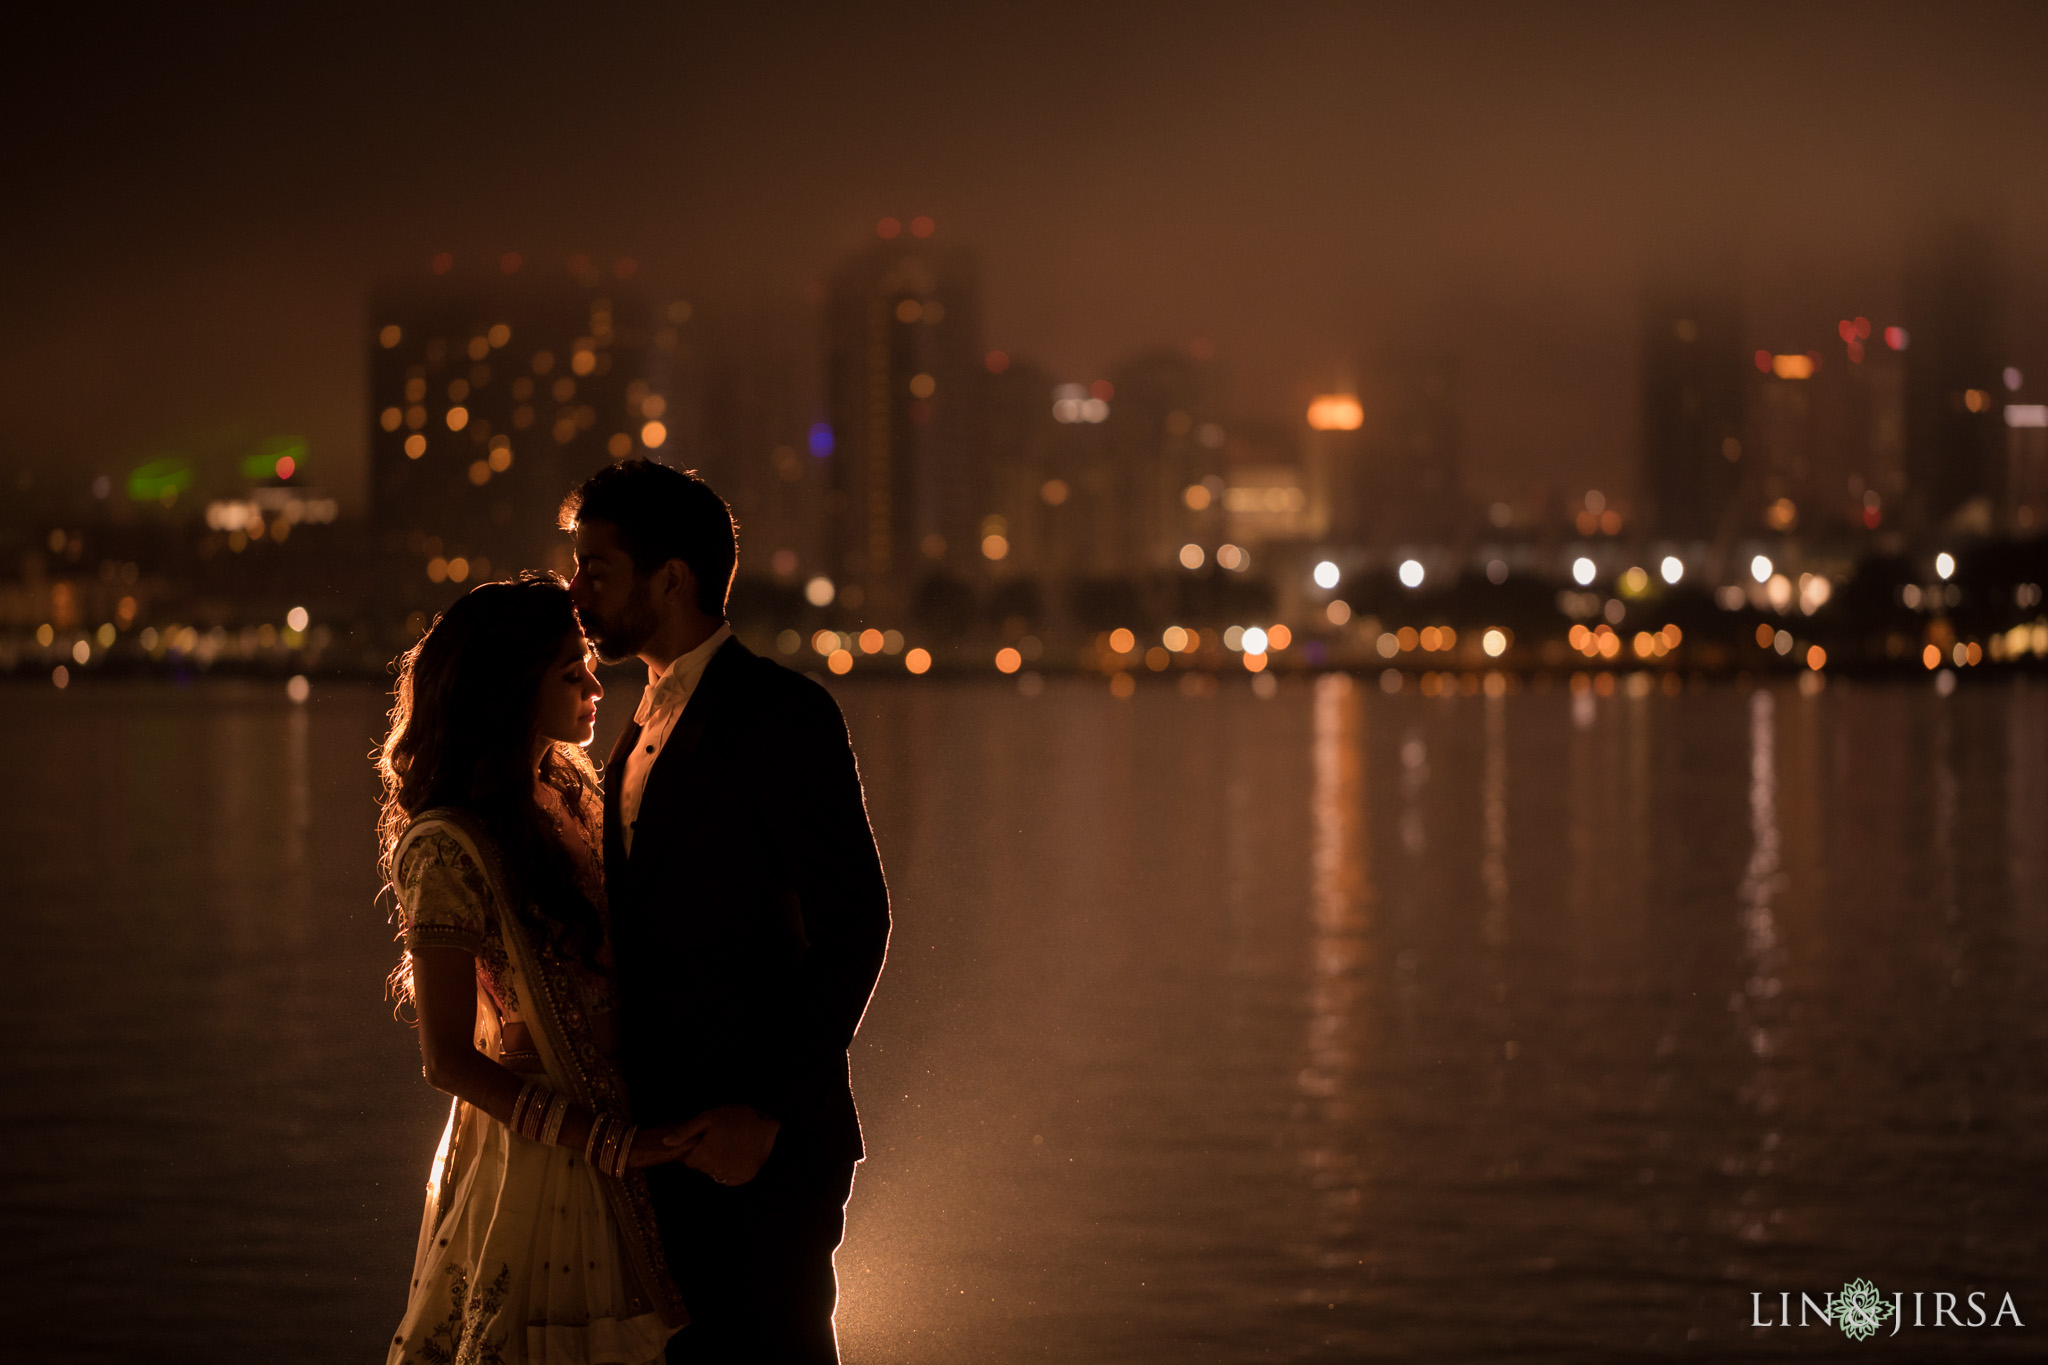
127 458 193 502
240 438 307 481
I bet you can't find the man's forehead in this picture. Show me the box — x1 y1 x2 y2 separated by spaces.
574 520 625 558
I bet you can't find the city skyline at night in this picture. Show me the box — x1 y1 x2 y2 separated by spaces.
4 4 2048 685
7 216 2047 690
8 4 2048 526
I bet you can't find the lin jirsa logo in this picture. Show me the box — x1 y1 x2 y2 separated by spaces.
1753 1279 2023 1340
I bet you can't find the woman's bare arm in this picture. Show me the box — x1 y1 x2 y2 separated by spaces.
411 944 527 1124
411 944 694 1168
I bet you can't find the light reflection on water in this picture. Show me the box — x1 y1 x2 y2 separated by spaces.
3 677 2046 1360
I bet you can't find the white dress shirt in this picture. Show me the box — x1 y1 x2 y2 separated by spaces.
619 622 731 855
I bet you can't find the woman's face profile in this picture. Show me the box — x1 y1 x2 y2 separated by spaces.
536 633 603 750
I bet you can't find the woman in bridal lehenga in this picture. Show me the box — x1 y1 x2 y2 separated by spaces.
376 572 690 1365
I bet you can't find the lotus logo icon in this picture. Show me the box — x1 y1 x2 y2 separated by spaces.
1835 1279 1894 1342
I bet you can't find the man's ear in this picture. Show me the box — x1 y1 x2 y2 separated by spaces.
666 558 700 610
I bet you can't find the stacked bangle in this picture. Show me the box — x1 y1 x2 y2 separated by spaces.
525 1089 551 1141
515 1086 635 1173
541 1092 570 1146
512 1082 563 1144
584 1113 613 1167
509 1080 544 1139
575 1112 636 1177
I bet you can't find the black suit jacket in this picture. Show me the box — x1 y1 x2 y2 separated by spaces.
603 636 889 1167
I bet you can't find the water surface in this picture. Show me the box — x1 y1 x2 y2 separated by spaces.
3 675 2044 1360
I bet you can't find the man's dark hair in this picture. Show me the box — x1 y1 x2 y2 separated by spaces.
559 460 737 615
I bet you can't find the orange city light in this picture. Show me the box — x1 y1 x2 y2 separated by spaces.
1771 354 1816 380
1306 394 1364 431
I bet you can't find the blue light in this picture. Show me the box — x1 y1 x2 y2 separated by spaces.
808 423 835 457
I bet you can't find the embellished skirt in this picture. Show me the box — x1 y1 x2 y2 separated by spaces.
387 1098 676 1365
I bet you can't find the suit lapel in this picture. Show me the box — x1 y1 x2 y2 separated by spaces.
602 717 641 882
662 635 746 770
626 636 750 862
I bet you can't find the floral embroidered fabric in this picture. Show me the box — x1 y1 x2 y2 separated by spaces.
395 820 618 1030
386 803 680 1364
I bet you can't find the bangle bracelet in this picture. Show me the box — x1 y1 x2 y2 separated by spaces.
611 1124 638 1179
524 1086 555 1142
528 1088 552 1146
509 1080 541 1137
597 1118 621 1176
542 1092 571 1147
512 1080 536 1137
607 1118 630 1177
521 1087 548 1142
583 1113 611 1167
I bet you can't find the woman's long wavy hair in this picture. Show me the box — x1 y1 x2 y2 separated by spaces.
376 571 603 1006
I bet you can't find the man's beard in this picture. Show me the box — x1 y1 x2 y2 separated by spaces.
584 577 660 663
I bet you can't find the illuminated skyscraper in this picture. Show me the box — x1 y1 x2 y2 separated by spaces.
1639 284 1746 544
1353 358 1463 545
1103 349 1220 572
1747 321 1907 544
688 296 826 591
821 228 986 618
1902 226 2006 532
979 353 1063 583
368 258 683 629
1302 391 1367 545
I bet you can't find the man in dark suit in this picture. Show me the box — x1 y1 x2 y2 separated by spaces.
560 460 890 1364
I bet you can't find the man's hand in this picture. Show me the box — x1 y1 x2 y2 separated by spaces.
666 1103 780 1186
626 1122 703 1169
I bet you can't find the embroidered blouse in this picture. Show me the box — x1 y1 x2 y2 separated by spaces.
396 802 617 1030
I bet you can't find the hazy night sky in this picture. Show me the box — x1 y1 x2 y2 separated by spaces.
5 2 2047 515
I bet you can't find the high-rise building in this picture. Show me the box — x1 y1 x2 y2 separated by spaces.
1902 226 2006 532
688 295 827 589
1639 285 1746 545
821 230 985 619
368 259 681 630
1103 349 1221 573
2004 403 2048 533
1210 418 1307 552
1747 321 1908 545
980 354 1063 584
1302 390 1367 545
1351 358 1463 546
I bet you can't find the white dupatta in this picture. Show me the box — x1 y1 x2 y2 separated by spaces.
387 811 685 1365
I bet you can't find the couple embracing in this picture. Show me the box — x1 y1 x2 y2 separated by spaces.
379 460 890 1364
